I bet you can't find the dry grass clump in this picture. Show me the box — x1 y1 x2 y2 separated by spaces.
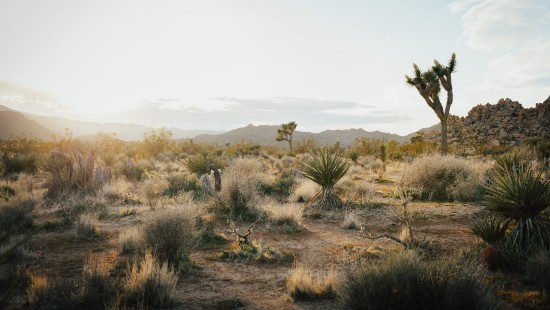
339 179 377 206
141 208 196 269
215 158 265 222
342 211 361 230
119 226 143 254
260 203 304 233
0 197 36 233
402 154 485 202
76 214 99 239
139 178 169 208
123 252 178 308
287 264 337 300
220 242 294 264
340 250 501 310
290 179 319 203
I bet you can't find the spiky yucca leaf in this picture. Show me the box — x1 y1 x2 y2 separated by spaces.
485 156 550 220
472 215 509 245
300 149 350 209
484 153 550 251
300 149 349 189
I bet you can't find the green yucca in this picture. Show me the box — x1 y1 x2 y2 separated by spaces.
300 149 350 209
484 153 550 252
472 215 510 245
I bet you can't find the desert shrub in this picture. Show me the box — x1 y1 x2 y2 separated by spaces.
0 198 36 234
139 178 169 208
260 203 303 233
26 276 81 310
76 214 99 239
339 179 377 206
299 149 350 209
403 154 484 202
525 249 550 301
163 173 200 197
80 255 118 308
1 153 38 176
142 209 196 269
257 175 296 203
342 211 361 230
118 158 146 181
119 226 143 254
290 179 319 203
485 153 550 253
16 173 35 193
287 264 337 300
41 151 107 197
123 252 177 308
340 251 500 310
220 242 293 264
215 159 264 222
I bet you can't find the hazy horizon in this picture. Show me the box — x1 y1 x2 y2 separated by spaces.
1 0 549 135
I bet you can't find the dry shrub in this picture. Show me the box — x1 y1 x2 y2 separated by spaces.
287 264 337 300
119 226 143 254
123 252 177 308
342 211 361 230
139 178 169 208
16 173 35 193
0 197 36 234
290 179 319 203
260 203 303 233
339 179 377 205
76 214 99 239
402 154 484 202
340 250 501 310
217 159 264 221
142 208 196 269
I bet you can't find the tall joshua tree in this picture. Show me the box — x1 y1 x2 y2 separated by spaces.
406 53 456 155
276 121 297 153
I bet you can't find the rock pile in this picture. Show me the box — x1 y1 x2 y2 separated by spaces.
418 96 550 147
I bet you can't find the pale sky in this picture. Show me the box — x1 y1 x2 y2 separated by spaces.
0 0 549 135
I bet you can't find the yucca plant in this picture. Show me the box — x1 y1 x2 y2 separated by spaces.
484 153 550 252
299 149 350 209
472 215 510 245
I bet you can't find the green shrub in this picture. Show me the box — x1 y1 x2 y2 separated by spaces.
142 209 196 270
339 251 501 310
163 173 200 197
485 153 550 252
472 215 509 245
525 249 550 300
257 176 296 203
403 154 484 202
0 198 36 234
1 153 38 176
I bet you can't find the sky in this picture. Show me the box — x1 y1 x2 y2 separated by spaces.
0 0 549 135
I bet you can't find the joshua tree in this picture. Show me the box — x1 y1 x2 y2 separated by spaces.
299 148 350 209
276 121 297 153
406 53 456 155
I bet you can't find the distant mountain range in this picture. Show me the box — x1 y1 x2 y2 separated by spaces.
191 124 408 147
1 104 411 145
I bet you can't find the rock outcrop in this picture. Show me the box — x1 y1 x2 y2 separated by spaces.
417 96 550 147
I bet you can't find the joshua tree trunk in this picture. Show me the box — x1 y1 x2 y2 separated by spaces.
213 168 221 192
289 137 293 154
318 187 342 210
440 118 448 155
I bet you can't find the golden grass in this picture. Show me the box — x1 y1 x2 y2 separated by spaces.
286 263 337 300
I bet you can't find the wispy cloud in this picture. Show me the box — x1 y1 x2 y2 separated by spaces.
0 81 68 114
213 96 370 112
450 0 549 51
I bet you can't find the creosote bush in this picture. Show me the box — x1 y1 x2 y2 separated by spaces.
403 154 484 202
340 250 501 310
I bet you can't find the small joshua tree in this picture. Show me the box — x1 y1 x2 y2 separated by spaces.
276 121 297 154
299 148 350 209
406 53 456 155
